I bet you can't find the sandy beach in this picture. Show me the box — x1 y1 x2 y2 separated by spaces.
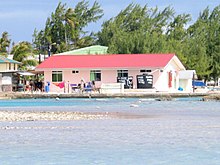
0 111 111 122
0 111 150 122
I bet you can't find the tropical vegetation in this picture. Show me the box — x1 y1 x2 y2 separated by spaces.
0 32 11 56
11 41 37 70
32 0 103 55
97 4 220 81
0 1 219 82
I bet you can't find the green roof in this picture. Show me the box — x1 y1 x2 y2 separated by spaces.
0 56 21 64
57 45 108 55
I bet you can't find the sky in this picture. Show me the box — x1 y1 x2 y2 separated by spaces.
0 0 219 43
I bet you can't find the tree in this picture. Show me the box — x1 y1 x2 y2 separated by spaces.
182 5 220 81
11 41 37 70
0 31 11 56
165 14 192 64
184 26 212 79
184 6 220 81
97 3 174 54
206 6 220 83
97 3 220 81
32 0 103 54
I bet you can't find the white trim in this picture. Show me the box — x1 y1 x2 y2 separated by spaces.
36 67 164 71
164 55 185 71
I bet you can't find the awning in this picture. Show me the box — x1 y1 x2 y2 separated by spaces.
29 70 44 74
17 71 35 76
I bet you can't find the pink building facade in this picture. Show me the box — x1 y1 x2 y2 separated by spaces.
36 54 186 93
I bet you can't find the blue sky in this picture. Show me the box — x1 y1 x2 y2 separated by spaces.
0 0 219 43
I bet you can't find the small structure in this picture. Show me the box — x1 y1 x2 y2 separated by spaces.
35 53 193 93
0 56 21 92
179 70 197 92
56 45 108 55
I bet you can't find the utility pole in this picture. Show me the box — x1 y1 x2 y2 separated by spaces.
38 53 41 64
47 43 56 57
48 44 51 57
193 72 195 93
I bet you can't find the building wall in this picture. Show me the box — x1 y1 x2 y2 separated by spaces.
179 79 192 92
44 70 91 93
128 69 160 89
43 68 163 93
0 73 13 92
0 63 19 92
42 58 184 93
0 63 18 72
0 63 7 71
153 60 182 92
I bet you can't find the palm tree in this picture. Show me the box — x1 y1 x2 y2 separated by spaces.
64 7 79 47
32 1 104 54
0 31 11 56
11 41 37 70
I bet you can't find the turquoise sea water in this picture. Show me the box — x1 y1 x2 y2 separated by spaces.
0 98 220 165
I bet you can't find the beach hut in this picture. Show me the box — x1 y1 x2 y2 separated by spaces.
0 56 21 92
35 53 191 93
179 70 197 92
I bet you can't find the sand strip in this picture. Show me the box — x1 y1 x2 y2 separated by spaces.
0 111 151 122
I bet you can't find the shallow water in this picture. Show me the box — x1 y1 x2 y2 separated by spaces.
0 98 220 165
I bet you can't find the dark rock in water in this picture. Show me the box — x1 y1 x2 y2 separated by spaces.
155 97 172 101
202 94 220 101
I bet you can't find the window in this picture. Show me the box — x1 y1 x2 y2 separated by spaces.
9 63 11 70
90 70 101 81
72 70 79 74
117 70 128 78
140 69 151 73
52 71 62 82
14 64 16 70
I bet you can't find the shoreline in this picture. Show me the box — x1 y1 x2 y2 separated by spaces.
1 91 220 101
0 91 211 99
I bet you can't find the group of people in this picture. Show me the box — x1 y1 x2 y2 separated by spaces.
80 80 95 91
71 80 96 93
24 79 97 93
25 79 43 92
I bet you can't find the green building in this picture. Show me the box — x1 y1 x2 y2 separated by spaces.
57 45 108 55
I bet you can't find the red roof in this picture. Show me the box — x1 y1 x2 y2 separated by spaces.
36 54 175 69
